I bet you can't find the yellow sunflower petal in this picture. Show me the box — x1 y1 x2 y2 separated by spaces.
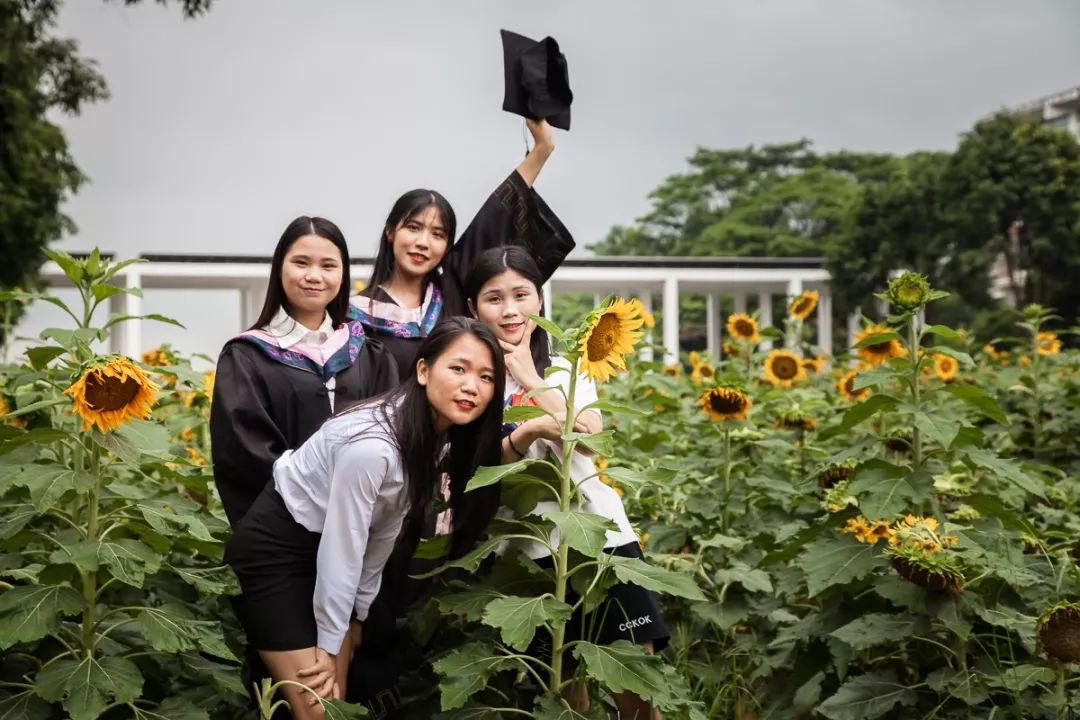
65 356 159 433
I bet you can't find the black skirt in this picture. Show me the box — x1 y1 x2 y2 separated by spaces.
224 484 321 651
531 541 670 658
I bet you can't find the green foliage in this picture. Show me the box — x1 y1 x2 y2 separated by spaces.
0 252 245 718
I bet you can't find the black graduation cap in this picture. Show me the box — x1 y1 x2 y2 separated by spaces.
500 29 573 131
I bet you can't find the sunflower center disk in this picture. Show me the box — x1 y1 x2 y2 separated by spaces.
586 314 621 361
734 320 754 338
84 374 141 411
710 394 742 414
772 358 799 380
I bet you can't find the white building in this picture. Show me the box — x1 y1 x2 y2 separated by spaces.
1008 85 1080 138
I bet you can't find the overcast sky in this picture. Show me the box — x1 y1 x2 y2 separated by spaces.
21 0 1080 359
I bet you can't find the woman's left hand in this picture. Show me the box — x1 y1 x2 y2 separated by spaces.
500 320 544 390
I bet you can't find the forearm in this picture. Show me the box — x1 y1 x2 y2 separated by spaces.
502 424 535 463
514 141 554 187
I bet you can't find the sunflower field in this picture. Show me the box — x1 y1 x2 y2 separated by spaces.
1 252 1079 719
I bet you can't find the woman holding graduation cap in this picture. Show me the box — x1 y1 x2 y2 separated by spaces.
349 30 576 377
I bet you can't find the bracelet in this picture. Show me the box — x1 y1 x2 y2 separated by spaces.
507 429 526 458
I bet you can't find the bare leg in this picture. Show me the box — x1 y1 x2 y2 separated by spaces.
612 641 661 719
259 648 334 720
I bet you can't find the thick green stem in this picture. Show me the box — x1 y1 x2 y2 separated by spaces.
549 359 580 693
79 441 101 655
1031 333 1043 462
722 426 732 533
909 316 942 522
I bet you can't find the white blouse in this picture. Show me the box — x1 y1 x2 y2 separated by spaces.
273 404 407 654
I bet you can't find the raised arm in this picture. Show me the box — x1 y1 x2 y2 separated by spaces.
514 119 556 188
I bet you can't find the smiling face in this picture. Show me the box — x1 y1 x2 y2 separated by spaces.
387 205 449 283
471 269 542 346
417 333 497 432
280 234 344 322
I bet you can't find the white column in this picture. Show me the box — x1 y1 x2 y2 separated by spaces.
785 277 803 348
847 306 862 357
593 293 603 307
816 287 833 357
758 292 773 350
732 292 746 315
662 278 679 363
542 282 553 323
637 288 654 362
705 292 720 361
108 267 142 357
240 283 266 330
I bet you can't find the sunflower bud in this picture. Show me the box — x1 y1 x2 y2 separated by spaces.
886 272 931 312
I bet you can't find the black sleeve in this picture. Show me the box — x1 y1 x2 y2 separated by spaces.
442 170 576 316
209 344 288 526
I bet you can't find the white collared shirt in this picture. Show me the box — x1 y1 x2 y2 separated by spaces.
264 308 339 410
274 404 406 655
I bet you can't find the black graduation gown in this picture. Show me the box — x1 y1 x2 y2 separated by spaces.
209 337 398 527
359 169 576 378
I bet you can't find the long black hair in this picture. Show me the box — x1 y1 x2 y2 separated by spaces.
251 216 351 330
464 245 553 375
367 189 457 291
360 316 504 558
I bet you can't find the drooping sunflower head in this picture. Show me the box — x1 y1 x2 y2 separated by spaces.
775 409 817 432
0 395 26 429
726 313 760 344
837 370 870 402
854 325 904 366
885 271 931 312
933 353 958 381
698 386 752 422
1036 331 1061 356
789 290 819 321
722 342 740 358
1039 603 1080 664
762 350 807 388
575 298 646 383
65 356 159 433
662 364 681 377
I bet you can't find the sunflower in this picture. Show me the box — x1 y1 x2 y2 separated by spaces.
932 353 958 381
688 351 702 368
0 395 26 429
775 410 817 432
662 364 681 377
837 370 870 402
203 371 216 398
180 427 195 442
65 356 159 433
789 290 819 321
1040 604 1080 664
1036 331 1061 355
842 517 873 543
141 347 170 367
353 280 367 293
982 344 1003 361
763 350 807 387
726 313 760 344
801 356 828 374
575 298 646 383
854 324 905 366
698 386 752 422
628 298 656 329
691 362 716 385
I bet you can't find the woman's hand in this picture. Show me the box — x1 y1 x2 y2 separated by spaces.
297 647 338 703
500 320 543 390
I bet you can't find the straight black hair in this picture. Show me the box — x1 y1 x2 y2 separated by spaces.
357 316 504 558
463 245 552 375
251 216 351 330
366 189 457 292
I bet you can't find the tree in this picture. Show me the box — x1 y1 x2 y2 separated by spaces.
940 113 1080 325
0 0 209 345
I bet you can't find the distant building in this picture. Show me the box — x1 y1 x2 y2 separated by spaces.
1008 85 1080 138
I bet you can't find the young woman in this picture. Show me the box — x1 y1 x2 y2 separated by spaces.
210 216 398 528
209 216 398 717
350 119 575 377
225 318 506 719
465 247 669 719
